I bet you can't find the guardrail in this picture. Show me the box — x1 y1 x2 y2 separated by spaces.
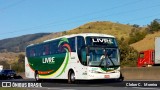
121 67 160 80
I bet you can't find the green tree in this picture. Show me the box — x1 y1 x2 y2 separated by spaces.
148 19 160 33
128 28 147 44
18 54 25 63
12 54 25 72
132 24 139 28
118 39 138 67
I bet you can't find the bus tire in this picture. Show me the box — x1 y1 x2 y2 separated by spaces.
116 73 124 82
35 71 41 82
68 70 75 84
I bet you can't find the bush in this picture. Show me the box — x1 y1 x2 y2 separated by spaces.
0 61 10 69
118 38 138 67
11 62 24 72
0 54 25 72
147 19 160 33
128 28 147 44
11 54 25 72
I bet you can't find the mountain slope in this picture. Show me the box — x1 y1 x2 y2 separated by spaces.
0 33 51 52
33 21 143 44
130 32 160 52
0 21 146 53
67 21 134 39
0 21 146 62
30 32 62 44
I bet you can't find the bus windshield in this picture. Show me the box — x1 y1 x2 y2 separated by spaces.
88 47 120 67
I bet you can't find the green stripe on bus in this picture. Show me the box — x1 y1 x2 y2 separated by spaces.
56 49 69 77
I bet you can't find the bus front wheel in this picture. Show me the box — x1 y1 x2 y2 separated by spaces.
115 73 124 82
68 71 75 84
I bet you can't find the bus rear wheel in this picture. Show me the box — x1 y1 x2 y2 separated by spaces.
35 71 41 82
68 71 75 84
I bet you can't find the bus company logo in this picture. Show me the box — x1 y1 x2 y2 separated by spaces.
92 38 113 44
42 57 55 64
55 38 71 77
58 38 71 54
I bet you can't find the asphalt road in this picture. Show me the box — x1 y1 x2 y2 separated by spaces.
28 87 160 90
0 79 160 90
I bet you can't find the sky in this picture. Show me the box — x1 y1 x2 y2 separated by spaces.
0 0 160 40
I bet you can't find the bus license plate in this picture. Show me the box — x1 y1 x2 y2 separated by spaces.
104 75 110 78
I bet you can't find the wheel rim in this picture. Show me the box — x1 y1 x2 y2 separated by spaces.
35 73 39 81
70 73 75 82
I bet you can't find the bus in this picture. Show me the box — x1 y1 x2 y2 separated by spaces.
25 33 122 83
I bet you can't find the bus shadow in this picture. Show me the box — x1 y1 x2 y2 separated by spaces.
41 79 121 84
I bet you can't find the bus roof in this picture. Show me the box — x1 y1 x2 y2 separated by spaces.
27 33 115 47
44 33 115 42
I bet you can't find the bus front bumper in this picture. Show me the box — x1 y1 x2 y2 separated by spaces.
86 71 120 80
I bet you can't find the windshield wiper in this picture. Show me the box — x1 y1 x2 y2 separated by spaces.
107 55 115 66
99 56 105 67
99 54 116 67
99 55 110 67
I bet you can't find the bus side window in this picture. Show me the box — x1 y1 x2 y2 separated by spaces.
68 37 76 52
37 45 41 56
35 45 40 57
77 36 85 51
42 45 45 55
77 36 85 65
44 44 49 55
49 42 52 54
50 40 58 54
81 48 87 65
32 48 36 57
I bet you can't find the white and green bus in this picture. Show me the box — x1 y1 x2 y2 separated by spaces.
25 33 122 83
